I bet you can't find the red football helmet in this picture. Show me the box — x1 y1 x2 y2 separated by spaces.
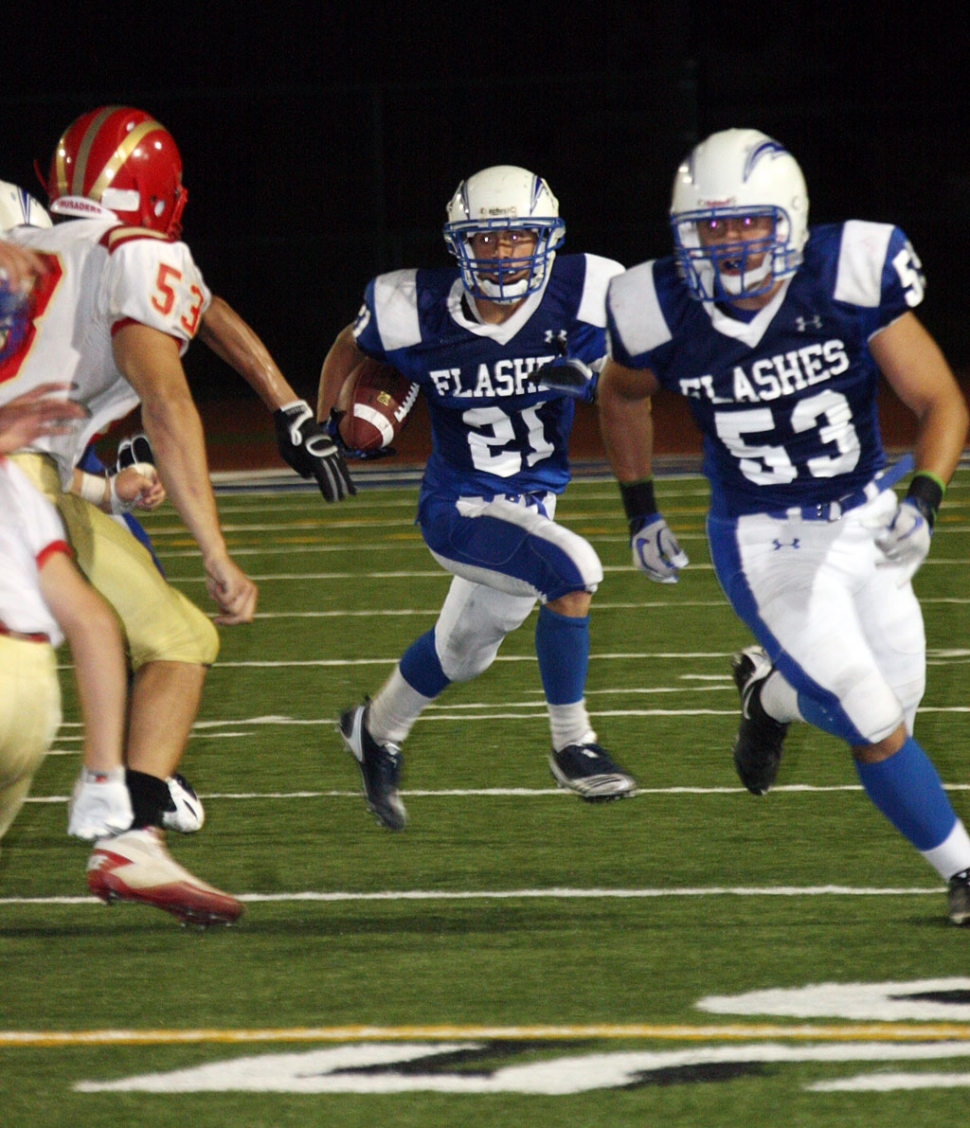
43 106 188 237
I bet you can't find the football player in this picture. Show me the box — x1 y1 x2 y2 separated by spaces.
0 106 263 923
1 389 130 849
592 128 970 925
318 165 636 830
0 404 236 920
1 171 351 844
0 176 354 506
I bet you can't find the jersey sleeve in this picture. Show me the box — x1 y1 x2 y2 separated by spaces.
351 278 387 360
98 231 212 356
605 259 671 368
833 221 925 334
0 461 70 644
13 470 69 560
568 254 625 367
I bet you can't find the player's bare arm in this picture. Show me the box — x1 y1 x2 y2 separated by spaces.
869 310 970 484
317 322 365 420
70 464 166 512
112 321 258 624
596 358 661 482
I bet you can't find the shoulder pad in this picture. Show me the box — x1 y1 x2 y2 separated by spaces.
833 221 895 308
100 226 177 253
608 260 672 360
372 269 421 351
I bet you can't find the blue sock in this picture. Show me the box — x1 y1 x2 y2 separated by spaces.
854 737 957 851
398 629 451 698
535 605 589 705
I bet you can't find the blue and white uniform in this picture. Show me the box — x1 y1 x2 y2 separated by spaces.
608 218 970 888
355 253 621 604
354 251 622 712
608 220 925 746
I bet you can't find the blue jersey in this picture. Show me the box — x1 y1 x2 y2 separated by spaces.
353 253 623 500
607 221 925 517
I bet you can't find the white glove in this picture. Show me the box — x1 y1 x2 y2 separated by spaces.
162 773 205 833
631 514 689 583
873 498 932 585
67 767 133 840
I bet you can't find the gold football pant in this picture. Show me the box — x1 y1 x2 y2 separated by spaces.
11 453 219 669
0 635 60 842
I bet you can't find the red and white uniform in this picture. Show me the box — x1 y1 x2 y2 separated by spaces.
1 206 211 486
0 457 69 643
0 207 219 671
0 458 69 840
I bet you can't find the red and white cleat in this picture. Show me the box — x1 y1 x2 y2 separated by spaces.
86 827 243 926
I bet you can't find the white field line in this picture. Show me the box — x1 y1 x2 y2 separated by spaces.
24 783 970 803
240 598 970 617
0 885 954 912
5 1022 970 1048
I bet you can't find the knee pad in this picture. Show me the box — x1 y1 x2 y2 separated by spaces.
435 578 535 683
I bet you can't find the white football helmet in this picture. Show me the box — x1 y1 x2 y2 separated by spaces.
670 129 809 301
443 165 566 302
0 179 53 231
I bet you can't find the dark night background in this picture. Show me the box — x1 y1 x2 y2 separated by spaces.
3 3 968 413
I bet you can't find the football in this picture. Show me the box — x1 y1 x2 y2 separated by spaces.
336 357 419 453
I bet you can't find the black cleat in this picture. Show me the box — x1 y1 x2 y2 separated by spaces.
549 742 636 802
731 646 789 795
338 700 407 830
949 868 970 926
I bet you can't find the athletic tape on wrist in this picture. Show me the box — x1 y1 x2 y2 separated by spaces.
78 471 108 508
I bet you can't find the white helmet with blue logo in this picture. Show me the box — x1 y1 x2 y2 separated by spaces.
670 129 809 301
444 165 566 303
0 180 53 231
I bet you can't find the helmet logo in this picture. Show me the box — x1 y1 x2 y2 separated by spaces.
743 140 790 182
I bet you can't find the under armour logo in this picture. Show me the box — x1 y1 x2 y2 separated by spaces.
795 315 823 332
772 537 800 551
544 329 568 351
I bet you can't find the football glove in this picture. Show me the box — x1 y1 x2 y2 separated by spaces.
115 431 154 470
67 767 133 840
274 399 355 501
535 357 598 401
162 773 205 833
325 410 398 460
874 497 932 584
630 514 689 583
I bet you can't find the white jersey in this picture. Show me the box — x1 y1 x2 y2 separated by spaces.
0 458 70 645
0 213 211 485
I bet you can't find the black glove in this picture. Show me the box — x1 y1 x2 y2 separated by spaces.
274 400 355 502
115 431 154 470
325 410 398 461
534 357 598 401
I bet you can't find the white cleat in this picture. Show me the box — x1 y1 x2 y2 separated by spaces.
86 827 243 926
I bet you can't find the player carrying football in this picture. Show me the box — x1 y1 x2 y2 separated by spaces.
318 165 637 829
590 128 970 926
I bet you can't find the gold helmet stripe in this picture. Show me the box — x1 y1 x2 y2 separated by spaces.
88 118 165 201
54 106 116 197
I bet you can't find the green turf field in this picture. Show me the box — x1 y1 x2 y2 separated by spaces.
2 467 968 1127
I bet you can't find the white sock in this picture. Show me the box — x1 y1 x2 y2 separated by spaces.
922 819 970 880
549 701 595 752
368 667 434 746
761 670 803 724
